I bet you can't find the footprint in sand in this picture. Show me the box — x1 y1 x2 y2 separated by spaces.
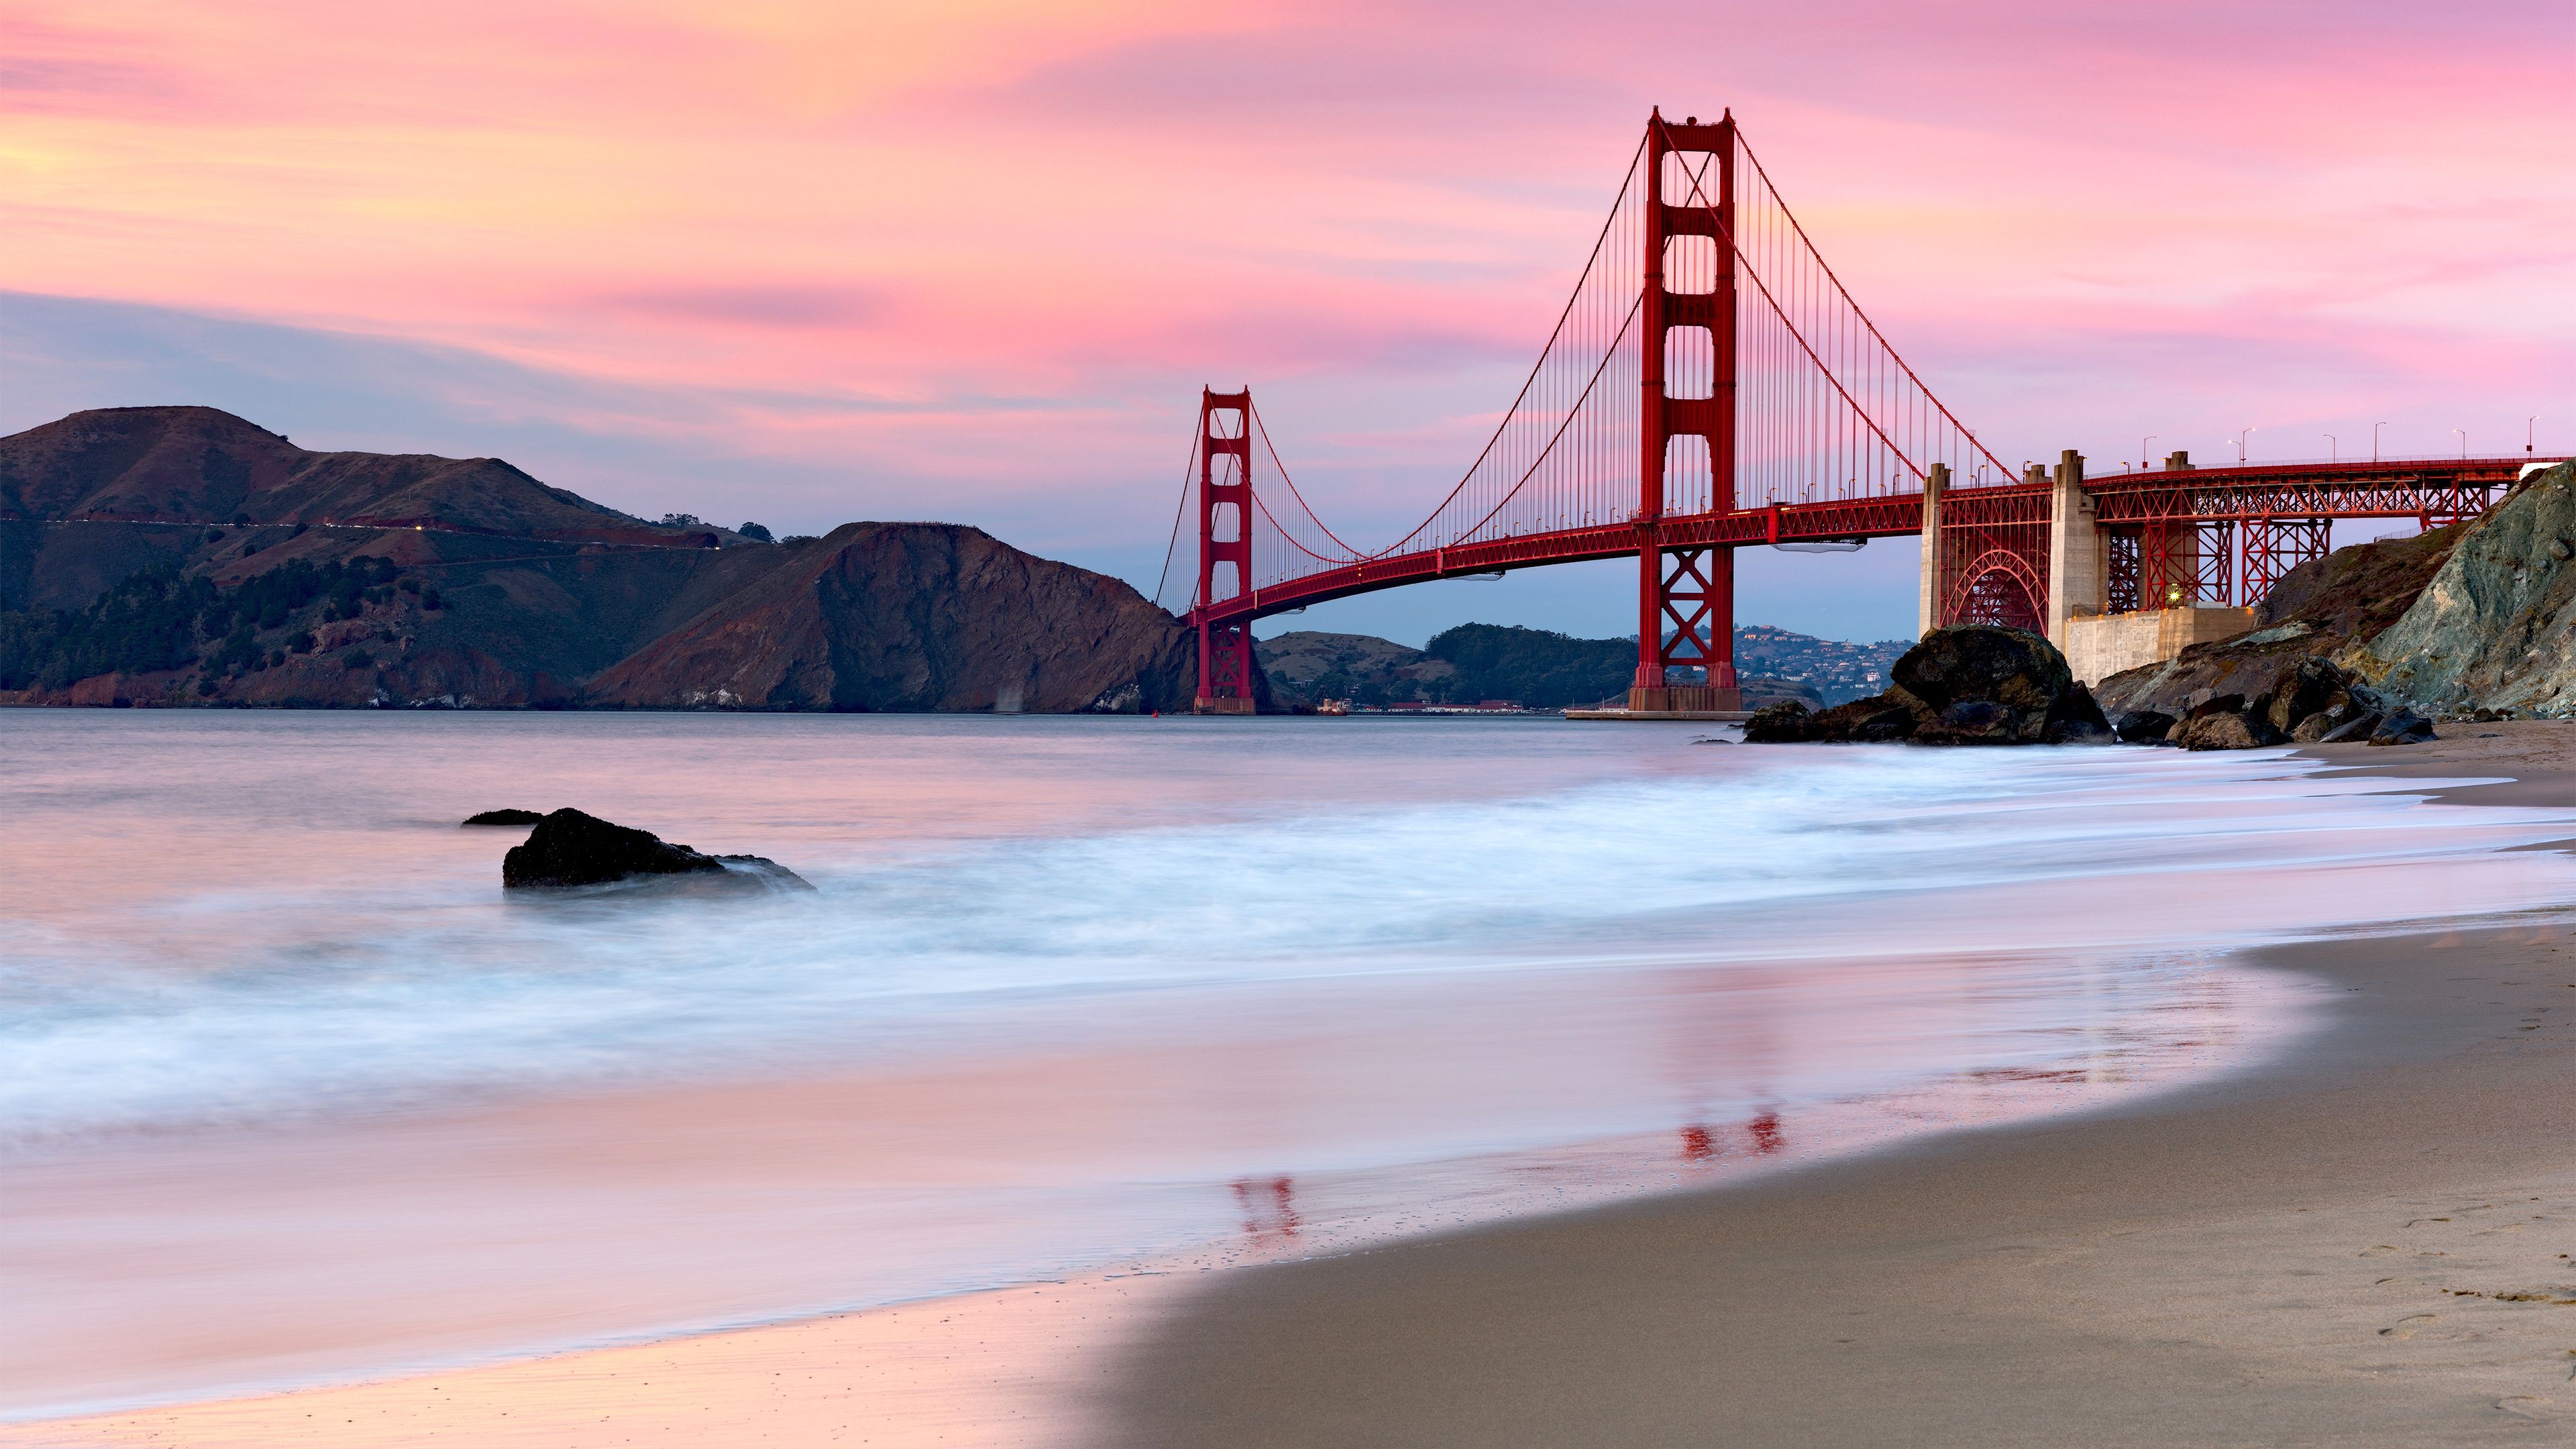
2380 1314 2442 1340
2496 1395 2565 1422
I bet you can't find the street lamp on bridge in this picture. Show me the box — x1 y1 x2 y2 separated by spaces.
2231 426 2255 466
2324 433 2336 464
2453 428 2468 460
2374 421 2387 463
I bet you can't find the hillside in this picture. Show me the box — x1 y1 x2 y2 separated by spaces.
1255 623 1885 710
0 407 1195 711
2093 523 2464 720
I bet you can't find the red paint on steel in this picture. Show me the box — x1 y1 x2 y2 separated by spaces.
1194 390 1256 709
1173 114 2563 658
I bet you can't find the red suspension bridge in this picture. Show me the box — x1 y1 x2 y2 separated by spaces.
1161 111 2551 713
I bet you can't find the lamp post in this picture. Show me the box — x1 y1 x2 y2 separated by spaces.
2453 428 2467 460
2324 433 2337 465
2143 435 2157 472
2374 421 2386 463
2231 427 2255 466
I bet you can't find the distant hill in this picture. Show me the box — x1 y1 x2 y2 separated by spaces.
1256 623 1894 710
1732 625 1910 704
0 407 1194 711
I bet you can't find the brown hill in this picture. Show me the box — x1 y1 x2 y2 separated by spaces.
0 407 1201 712
0 405 702 542
584 524 1195 712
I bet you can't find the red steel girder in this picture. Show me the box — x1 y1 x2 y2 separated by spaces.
1184 460 2554 633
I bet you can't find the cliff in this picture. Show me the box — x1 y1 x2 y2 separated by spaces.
0 407 1201 712
2366 462 2576 713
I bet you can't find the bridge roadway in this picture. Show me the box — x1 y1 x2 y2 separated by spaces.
1196 455 2553 629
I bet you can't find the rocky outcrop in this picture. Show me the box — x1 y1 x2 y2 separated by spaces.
500 808 808 889
2094 523 2462 722
2365 462 2576 714
462 808 544 826
2123 652 2424 750
578 523 1200 712
502 809 729 887
1742 626 2108 745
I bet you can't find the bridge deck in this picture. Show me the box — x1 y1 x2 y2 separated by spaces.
1201 458 2549 627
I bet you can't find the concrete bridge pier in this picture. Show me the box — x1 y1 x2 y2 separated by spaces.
2045 449 2105 651
1915 462 1947 637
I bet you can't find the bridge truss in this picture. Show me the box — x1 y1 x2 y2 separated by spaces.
1164 111 2551 712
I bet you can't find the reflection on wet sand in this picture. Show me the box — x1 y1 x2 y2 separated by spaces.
1233 1176 1301 1244
11 977 2303 1449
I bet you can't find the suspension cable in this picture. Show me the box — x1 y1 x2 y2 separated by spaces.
1152 427 1202 610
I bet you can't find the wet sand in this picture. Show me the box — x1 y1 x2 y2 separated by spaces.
1095 721 2576 1446
21 727 2576 1448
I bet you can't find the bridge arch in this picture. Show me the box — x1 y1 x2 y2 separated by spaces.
1942 548 2044 633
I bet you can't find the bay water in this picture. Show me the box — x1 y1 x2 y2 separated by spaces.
5 711 2573 1419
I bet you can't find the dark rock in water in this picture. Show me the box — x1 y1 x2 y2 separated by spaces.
2112 709 2176 744
462 808 545 827
1892 626 2069 731
2178 713 2262 751
2315 712 2381 745
2043 714 2114 745
500 808 804 889
1922 698 2019 743
1742 700 1820 743
1743 693 1925 743
1812 693 1927 742
1748 627 2100 747
707 854 818 892
2042 681 2113 744
2367 711 2436 747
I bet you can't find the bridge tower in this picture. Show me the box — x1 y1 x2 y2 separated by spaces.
1193 388 1258 714
1630 109 1742 713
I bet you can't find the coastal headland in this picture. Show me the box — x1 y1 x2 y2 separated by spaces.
0 406 1197 712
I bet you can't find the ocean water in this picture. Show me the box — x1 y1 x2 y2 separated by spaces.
5 710 2575 1420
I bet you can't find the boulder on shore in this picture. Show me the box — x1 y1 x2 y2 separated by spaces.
462 808 545 827
501 808 807 889
2123 653 2425 750
1741 626 2108 746
2368 711 2436 747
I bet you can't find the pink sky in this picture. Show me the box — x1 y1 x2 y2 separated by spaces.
1 0 2569 639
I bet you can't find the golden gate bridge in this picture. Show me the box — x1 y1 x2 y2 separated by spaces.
1160 110 2548 713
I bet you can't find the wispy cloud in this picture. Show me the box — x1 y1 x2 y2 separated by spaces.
0 0 2566 640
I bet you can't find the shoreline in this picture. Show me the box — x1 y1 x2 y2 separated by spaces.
1096 722 2576 1446
15 730 2576 1446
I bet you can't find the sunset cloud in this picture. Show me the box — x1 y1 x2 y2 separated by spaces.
0 0 2567 639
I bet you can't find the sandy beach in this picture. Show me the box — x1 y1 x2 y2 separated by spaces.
17 726 2576 1449
1099 722 2576 1446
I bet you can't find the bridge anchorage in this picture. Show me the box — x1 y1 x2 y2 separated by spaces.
1169 111 2556 715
